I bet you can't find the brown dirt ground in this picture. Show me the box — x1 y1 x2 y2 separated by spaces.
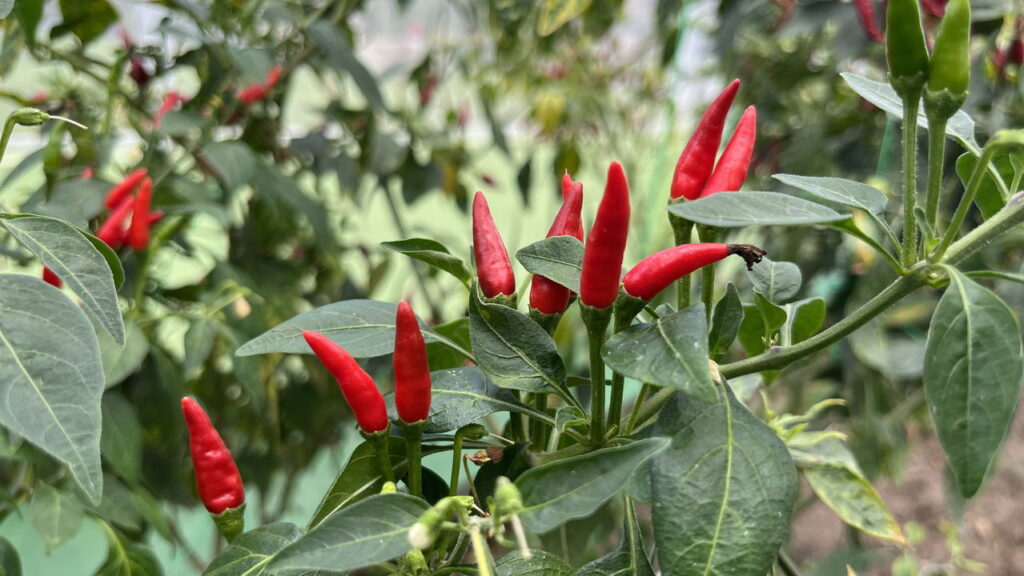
789 397 1024 575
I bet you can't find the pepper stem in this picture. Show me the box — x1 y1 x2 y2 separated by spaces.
697 226 721 325
403 421 425 498
925 113 949 244
900 94 922 267
211 504 246 543
581 304 612 445
670 214 694 310
367 429 395 484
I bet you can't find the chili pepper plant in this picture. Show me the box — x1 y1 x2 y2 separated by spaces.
0 1 1021 575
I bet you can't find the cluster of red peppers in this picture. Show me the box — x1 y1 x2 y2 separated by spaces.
42 168 161 289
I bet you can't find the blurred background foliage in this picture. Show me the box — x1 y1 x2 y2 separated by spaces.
0 0 1021 574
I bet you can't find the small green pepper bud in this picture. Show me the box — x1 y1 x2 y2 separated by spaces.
11 108 49 126
886 0 930 98
925 0 971 120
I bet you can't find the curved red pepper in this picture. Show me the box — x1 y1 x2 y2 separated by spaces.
96 196 135 248
701 106 757 198
472 191 516 298
580 161 630 309
670 80 741 200
181 397 245 514
104 168 148 209
530 176 585 314
623 243 765 301
303 330 389 433
128 177 153 251
238 66 283 105
393 301 432 424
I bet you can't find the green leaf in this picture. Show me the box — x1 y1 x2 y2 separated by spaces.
307 437 408 529
516 438 670 533
840 73 980 152
924 268 1024 498
785 298 826 345
13 0 43 47
389 367 544 433
203 523 302 576
803 466 904 544
708 284 744 358
202 142 256 191
667 192 850 227
268 494 429 573
90 475 143 533
23 178 107 227
309 22 386 111
537 0 595 36
474 443 532 504
0 536 21 576
955 152 1013 219
100 321 148 388
571 500 654 576
381 238 473 286
53 0 117 44
469 291 568 395
30 485 84 554
94 521 162 576
238 299 466 359
100 393 143 484
602 305 716 404
250 162 337 253
183 316 217 379
497 550 572 576
0 274 104 503
515 236 584 294
651 390 798 576
747 257 802 303
0 0 11 18
773 174 888 214
1 215 124 344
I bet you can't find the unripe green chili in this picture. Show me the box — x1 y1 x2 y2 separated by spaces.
886 0 930 98
925 0 971 120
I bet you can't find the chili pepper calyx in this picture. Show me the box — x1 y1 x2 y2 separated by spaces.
727 244 768 271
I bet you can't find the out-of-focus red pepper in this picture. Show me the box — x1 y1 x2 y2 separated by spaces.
128 177 153 251
105 168 148 209
97 196 135 248
854 0 885 43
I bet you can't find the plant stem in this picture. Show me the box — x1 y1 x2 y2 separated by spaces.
901 96 921 267
449 432 465 497
606 314 629 429
0 113 17 166
530 394 547 451
624 383 651 435
670 215 694 310
368 432 394 484
404 422 424 498
582 306 612 445
698 226 720 324
925 115 949 240
943 190 1024 266
468 521 494 576
934 145 999 260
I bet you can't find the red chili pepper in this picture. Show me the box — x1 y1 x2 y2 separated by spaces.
561 173 584 240
104 168 148 209
128 177 153 251
238 66 283 105
42 267 62 289
580 161 630 309
303 330 389 434
154 92 185 128
393 301 432 424
670 80 740 201
622 243 766 301
96 196 135 248
472 191 516 298
854 0 885 43
181 397 245 514
530 175 584 314
700 106 757 198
